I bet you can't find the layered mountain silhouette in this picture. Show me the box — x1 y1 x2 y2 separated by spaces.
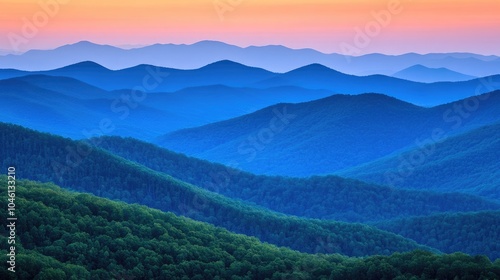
0 74 337 139
392 64 477 83
3 178 498 279
2 40 500 277
94 136 500 223
337 122 500 200
1 41 499 77
157 91 500 178
1 61 500 106
0 122 432 256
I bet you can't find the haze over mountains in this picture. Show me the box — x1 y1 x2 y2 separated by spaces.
0 73 335 139
392 64 477 83
338 122 500 200
1 41 499 77
157 91 500 179
1 60 500 108
0 122 433 257
94 136 500 223
1 42 500 277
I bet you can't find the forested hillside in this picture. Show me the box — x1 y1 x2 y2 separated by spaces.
0 123 429 256
339 123 500 200
374 211 500 260
157 91 500 177
1 178 499 280
96 136 500 222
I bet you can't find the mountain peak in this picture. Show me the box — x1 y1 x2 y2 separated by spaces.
203 60 246 67
199 60 265 72
54 61 111 71
72 40 97 46
288 63 341 74
393 64 476 83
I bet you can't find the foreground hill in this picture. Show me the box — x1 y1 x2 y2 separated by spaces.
2 178 499 279
157 91 500 177
374 211 500 260
2 60 500 106
96 136 500 223
338 123 500 200
0 123 429 256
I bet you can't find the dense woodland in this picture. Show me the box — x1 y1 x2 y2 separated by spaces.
1 178 500 280
375 211 500 260
0 123 429 256
340 122 500 200
95 136 500 222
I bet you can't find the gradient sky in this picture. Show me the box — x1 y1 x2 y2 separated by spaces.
1 0 499 55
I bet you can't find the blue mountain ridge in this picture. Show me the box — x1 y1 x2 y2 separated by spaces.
157 91 500 181
1 60 499 106
1 40 499 76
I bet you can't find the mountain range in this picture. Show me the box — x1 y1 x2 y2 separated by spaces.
392 64 477 83
1 41 499 77
1 43 499 277
0 73 335 139
95 136 500 223
337 122 500 200
2 177 498 279
3 121 500 263
0 122 433 256
157 91 500 179
1 61 500 107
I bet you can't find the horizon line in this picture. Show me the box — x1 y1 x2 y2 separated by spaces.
3 40 499 58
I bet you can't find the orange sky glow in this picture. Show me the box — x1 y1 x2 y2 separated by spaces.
1 0 499 54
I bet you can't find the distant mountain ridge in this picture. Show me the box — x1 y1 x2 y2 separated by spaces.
392 64 477 83
157 91 500 178
2 61 500 106
0 74 336 139
337 122 500 200
1 40 499 77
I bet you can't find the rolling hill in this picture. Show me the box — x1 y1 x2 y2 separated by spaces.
157 91 500 177
251 64 500 105
392 64 476 83
0 75 339 139
0 60 277 92
0 123 431 256
2 61 500 106
337 123 500 200
0 76 179 140
374 211 500 260
95 136 500 223
2 177 499 279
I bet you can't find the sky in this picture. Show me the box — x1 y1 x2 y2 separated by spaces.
1 0 499 55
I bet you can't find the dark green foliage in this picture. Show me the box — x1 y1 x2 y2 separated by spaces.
0 123 429 256
95 136 500 223
1 178 499 280
339 123 500 200
374 211 500 260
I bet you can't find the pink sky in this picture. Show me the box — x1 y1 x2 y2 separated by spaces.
1 0 499 55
